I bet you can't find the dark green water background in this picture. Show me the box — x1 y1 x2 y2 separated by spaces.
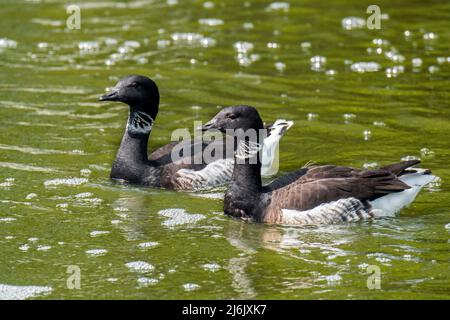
0 0 449 299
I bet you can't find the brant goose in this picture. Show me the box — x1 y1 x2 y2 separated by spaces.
202 105 436 225
99 75 292 190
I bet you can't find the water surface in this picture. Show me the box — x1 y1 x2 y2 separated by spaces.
0 0 449 299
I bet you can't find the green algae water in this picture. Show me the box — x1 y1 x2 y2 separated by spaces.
0 0 449 299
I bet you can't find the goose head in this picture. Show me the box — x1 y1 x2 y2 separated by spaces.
201 105 264 133
99 75 159 120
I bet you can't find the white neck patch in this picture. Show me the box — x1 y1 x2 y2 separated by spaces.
127 111 153 135
235 140 262 160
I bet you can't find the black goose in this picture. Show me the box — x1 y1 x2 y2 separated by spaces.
99 75 292 190
201 105 436 225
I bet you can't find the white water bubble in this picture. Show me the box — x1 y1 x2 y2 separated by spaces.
182 283 201 291
78 41 100 54
341 17 365 30
0 284 52 300
0 38 18 49
157 39 171 49
363 130 372 141
19 244 30 252
234 41 254 53
401 155 420 161
275 61 286 72
325 69 337 76
44 177 88 187
373 121 386 127
0 217 16 223
37 245 52 251
307 113 319 121
125 261 155 273
420 148 435 158
350 62 381 73
199 37 216 48
86 249 107 256
423 32 438 40
267 42 280 49
198 18 224 26
20 193 40 204
412 57 423 67
243 22 254 30
137 242 159 249
436 57 446 64
80 169 91 177
90 230 110 237
343 113 356 122
310 56 326 72
137 277 159 286
37 42 49 50
202 263 221 272
363 162 379 170
203 1 214 9
372 39 390 46
326 274 342 286
266 2 290 12
386 65 405 78
428 65 439 74
158 208 205 227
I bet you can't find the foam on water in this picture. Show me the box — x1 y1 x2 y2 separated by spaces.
137 242 159 249
125 261 155 273
44 178 88 187
90 231 110 237
198 18 224 26
202 263 221 272
171 33 216 48
350 62 381 73
0 161 56 173
266 2 290 12
158 208 205 227
0 38 18 49
341 17 365 30
0 284 52 300
182 283 201 291
137 277 159 286
86 249 108 256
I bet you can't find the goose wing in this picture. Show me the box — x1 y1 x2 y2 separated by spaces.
266 164 411 212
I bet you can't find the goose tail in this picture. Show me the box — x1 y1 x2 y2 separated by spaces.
370 161 436 216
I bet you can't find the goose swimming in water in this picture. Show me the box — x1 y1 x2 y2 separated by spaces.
99 75 292 190
201 105 436 225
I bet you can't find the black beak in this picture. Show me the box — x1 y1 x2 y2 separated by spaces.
99 88 119 101
201 119 219 132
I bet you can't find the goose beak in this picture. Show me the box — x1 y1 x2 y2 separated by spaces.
201 119 219 132
99 88 119 101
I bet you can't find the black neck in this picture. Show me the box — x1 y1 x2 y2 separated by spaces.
111 109 153 181
230 138 263 193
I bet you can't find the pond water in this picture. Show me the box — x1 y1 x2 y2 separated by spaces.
0 0 449 299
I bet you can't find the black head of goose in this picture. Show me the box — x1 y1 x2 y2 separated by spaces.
202 105 436 225
99 76 293 190
100 75 160 184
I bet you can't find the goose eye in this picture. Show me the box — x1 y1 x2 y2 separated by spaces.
130 82 138 88
227 113 238 120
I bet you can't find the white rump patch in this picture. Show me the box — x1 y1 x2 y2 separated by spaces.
261 119 293 176
370 169 437 216
281 198 372 225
